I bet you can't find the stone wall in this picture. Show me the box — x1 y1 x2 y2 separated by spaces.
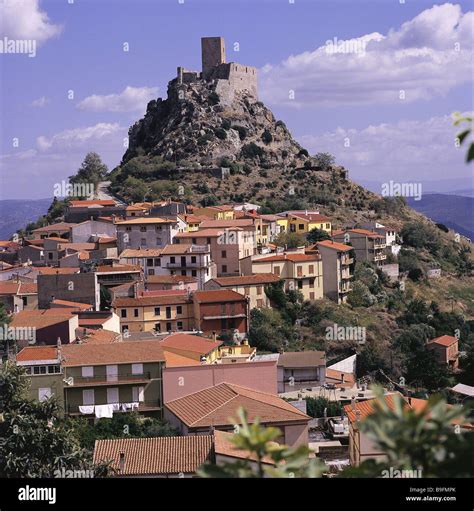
201 37 226 76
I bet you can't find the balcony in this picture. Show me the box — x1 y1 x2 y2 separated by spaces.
67 400 161 415
341 257 354 266
339 283 352 293
374 254 387 261
166 261 210 269
66 372 151 387
202 313 247 320
373 243 386 250
341 271 352 280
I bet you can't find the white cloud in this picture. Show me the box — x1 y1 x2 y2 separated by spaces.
299 114 467 185
31 96 50 108
76 86 159 113
0 0 62 45
260 3 473 107
0 123 128 199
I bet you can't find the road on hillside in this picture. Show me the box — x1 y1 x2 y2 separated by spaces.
96 181 127 205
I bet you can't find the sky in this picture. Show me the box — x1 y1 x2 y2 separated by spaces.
0 0 473 200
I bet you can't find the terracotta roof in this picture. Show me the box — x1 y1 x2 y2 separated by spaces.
78 317 111 326
325 368 355 388
278 351 326 368
0 282 37 295
120 248 163 257
76 328 120 344
35 267 80 275
193 289 246 303
346 229 384 239
160 333 222 355
199 219 255 229
289 213 330 223
138 290 188 297
160 244 208 255
115 217 177 225
209 274 280 287
32 222 76 232
11 309 75 329
51 299 92 310
146 275 197 284
256 253 320 263
58 242 96 251
164 351 201 367
16 346 59 362
97 237 116 244
69 200 116 207
61 340 165 366
175 229 225 238
0 241 20 249
316 240 353 252
96 264 141 273
93 435 214 475
165 383 310 428
428 335 458 347
214 430 275 465
113 295 190 307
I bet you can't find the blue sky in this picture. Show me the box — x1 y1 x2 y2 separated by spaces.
1 0 473 199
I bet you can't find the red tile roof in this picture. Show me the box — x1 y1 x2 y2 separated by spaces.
164 351 201 367
96 264 141 273
51 299 92 310
256 253 320 263
17 346 59 362
193 289 246 303
210 274 280 287
61 340 165 366
35 267 80 275
428 335 458 347
160 333 222 355
69 200 116 207
0 282 37 295
214 430 275 465
316 240 353 252
165 383 309 428
11 309 75 329
93 435 214 475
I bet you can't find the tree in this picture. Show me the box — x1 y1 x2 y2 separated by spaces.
261 129 273 145
0 303 11 353
273 231 306 249
453 111 474 163
304 397 342 418
307 227 331 244
0 363 106 477
344 388 474 478
69 152 108 191
313 152 335 171
248 308 292 352
197 408 325 478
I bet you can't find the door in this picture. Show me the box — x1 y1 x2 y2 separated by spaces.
132 386 145 403
106 365 118 382
107 387 119 404
82 389 95 406
180 256 186 267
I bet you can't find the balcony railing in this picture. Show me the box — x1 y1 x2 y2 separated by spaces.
374 254 387 261
374 243 387 249
341 257 354 266
67 372 151 386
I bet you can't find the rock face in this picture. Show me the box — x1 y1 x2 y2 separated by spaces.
122 76 307 169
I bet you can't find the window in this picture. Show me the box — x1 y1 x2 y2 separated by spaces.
125 226 132 232
273 266 280 276
310 292 315 300
257 299 263 307
33 366 41 375
309 265 314 274
122 325 129 333
106 365 118 382
48 253 53 260
244 287 250 296
82 389 95 406
134 308 139 318
121 309 127 318
298 224 304 230
131 363 143 375
191 270 197 277
221 250 227 258
22 296 28 307
170 256 175 264
140 226 147 232
221 304 226 315
38 388 51 402
107 387 119 404
166 322 172 331
148 268 155 276
177 321 183 331
166 306 171 319
191 256 196 263
222 264 227 273
309 279 315 288
176 305 182 315
257 286 263 295
326 223 330 229
192 238 197 244
132 386 145 403
154 323 161 332
39 366 46 374
147 258 153 266
298 280 303 289
297 265 303 277
82 366 93 378
154 307 160 316
156 225 162 231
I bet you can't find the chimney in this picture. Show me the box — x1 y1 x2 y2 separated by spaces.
341 373 345 383
119 451 125 473
351 397 357 412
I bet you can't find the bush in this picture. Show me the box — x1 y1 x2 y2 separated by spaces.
242 142 264 159
313 152 335 171
304 397 342 418
208 92 220 105
214 128 227 140
261 129 273 144
233 125 248 140
221 119 232 130
197 133 214 145
298 149 309 158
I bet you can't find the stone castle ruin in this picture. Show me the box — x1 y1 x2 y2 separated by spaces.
176 37 258 104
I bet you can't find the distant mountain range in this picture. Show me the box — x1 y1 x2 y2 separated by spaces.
407 193 474 240
0 199 51 240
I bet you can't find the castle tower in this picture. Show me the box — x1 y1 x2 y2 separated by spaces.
201 37 226 76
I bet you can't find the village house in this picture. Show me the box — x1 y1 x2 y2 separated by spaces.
71 218 117 244
164 382 310 446
159 332 223 363
95 264 142 289
0 281 38 313
276 211 332 235
64 200 126 223
277 351 326 393
193 205 235 220
314 240 354 303
197 218 258 256
204 273 280 309
0 240 20 265
333 229 387 266
60 340 166 419
427 335 459 370
115 217 186 253
192 289 249 338
30 222 77 240
113 292 192 334
145 274 198 292
241 252 323 301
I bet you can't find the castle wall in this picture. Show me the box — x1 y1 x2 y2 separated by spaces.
201 37 226 76
211 63 258 103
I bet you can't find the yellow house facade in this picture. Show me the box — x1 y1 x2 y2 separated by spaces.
277 212 332 235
